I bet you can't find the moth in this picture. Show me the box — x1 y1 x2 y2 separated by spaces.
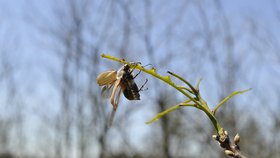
96 63 147 126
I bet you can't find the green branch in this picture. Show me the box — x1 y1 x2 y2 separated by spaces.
146 100 193 124
213 89 251 116
167 71 198 94
100 54 249 133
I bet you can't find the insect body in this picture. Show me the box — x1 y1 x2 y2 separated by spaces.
97 64 142 109
97 64 146 126
118 64 140 100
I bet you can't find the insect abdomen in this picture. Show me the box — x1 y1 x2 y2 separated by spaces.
121 76 140 100
123 83 140 100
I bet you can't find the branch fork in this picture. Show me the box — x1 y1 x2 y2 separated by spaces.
213 129 247 158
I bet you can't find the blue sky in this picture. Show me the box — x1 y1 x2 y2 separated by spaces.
1 0 280 156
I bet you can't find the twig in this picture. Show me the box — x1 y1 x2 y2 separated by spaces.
213 129 247 158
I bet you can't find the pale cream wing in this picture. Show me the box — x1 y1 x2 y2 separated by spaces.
96 70 117 86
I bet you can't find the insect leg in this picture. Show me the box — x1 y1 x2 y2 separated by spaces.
128 64 138 75
132 63 153 79
115 86 122 108
110 79 121 109
138 79 148 92
133 70 141 79
142 63 153 68
108 84 121 128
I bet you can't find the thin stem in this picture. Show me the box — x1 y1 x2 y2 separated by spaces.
167 71 198 94
178 86 195 94
195 78 202 90
213 88 251 116
146 100 193 124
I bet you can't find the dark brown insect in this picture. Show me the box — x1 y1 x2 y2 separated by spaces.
118 64 141 100
96 64 147 126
